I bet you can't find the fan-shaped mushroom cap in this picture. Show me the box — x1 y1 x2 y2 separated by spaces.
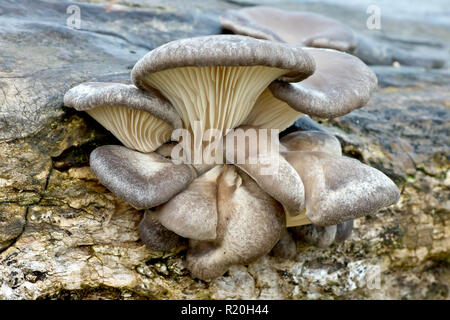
280 130 342 155
186 165 284 280
90 145 197 210
220 6 356 52
131 35 315 158
223 126 305 216
64 82 182 153
154 165 223 241
270 48 378 118
138 210 181 251
244 48 376 128
282 151 400 226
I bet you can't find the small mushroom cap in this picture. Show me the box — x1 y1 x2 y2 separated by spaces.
187 165 284 280
280 130 342 155
155 165 223 241
138 210 181 251
282 151 400 226
63 82 182 129
270 48 378 118
224 126 305 216
90 145 197 210
132 34 315 85
64 82 182 153
220 6 357 52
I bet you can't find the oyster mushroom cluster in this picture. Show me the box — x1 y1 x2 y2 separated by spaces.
64 30 399 280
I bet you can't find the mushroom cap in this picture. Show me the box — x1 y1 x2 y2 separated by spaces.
280 130 342 155
223 126 305 216
270 48 378 118
154 165 223 241
64 82 182 129
220 6 357 52
282 151 400 226
138 210 181 251
90 145 197 210
131 34 315 85
186 165 284 280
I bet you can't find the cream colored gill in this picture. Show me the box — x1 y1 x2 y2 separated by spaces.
143 66 287 141
244 88 302 131
87 106 172 153
285 208 311 227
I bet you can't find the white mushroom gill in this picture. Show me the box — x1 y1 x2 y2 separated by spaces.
244 88 302 131
86 105 172 153
143 66 287 151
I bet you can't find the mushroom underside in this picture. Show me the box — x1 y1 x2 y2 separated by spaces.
141 66 288 145
87 106 172 153
244 88 302 131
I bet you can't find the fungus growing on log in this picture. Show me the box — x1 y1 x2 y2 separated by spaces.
63 33 399 279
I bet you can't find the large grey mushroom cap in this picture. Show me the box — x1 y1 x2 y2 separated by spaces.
283 151 400 226
90 145 197 210
63 82 182 129
220 6 357 52
132 34 315 85
131 35 316 155
270 48 378 118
